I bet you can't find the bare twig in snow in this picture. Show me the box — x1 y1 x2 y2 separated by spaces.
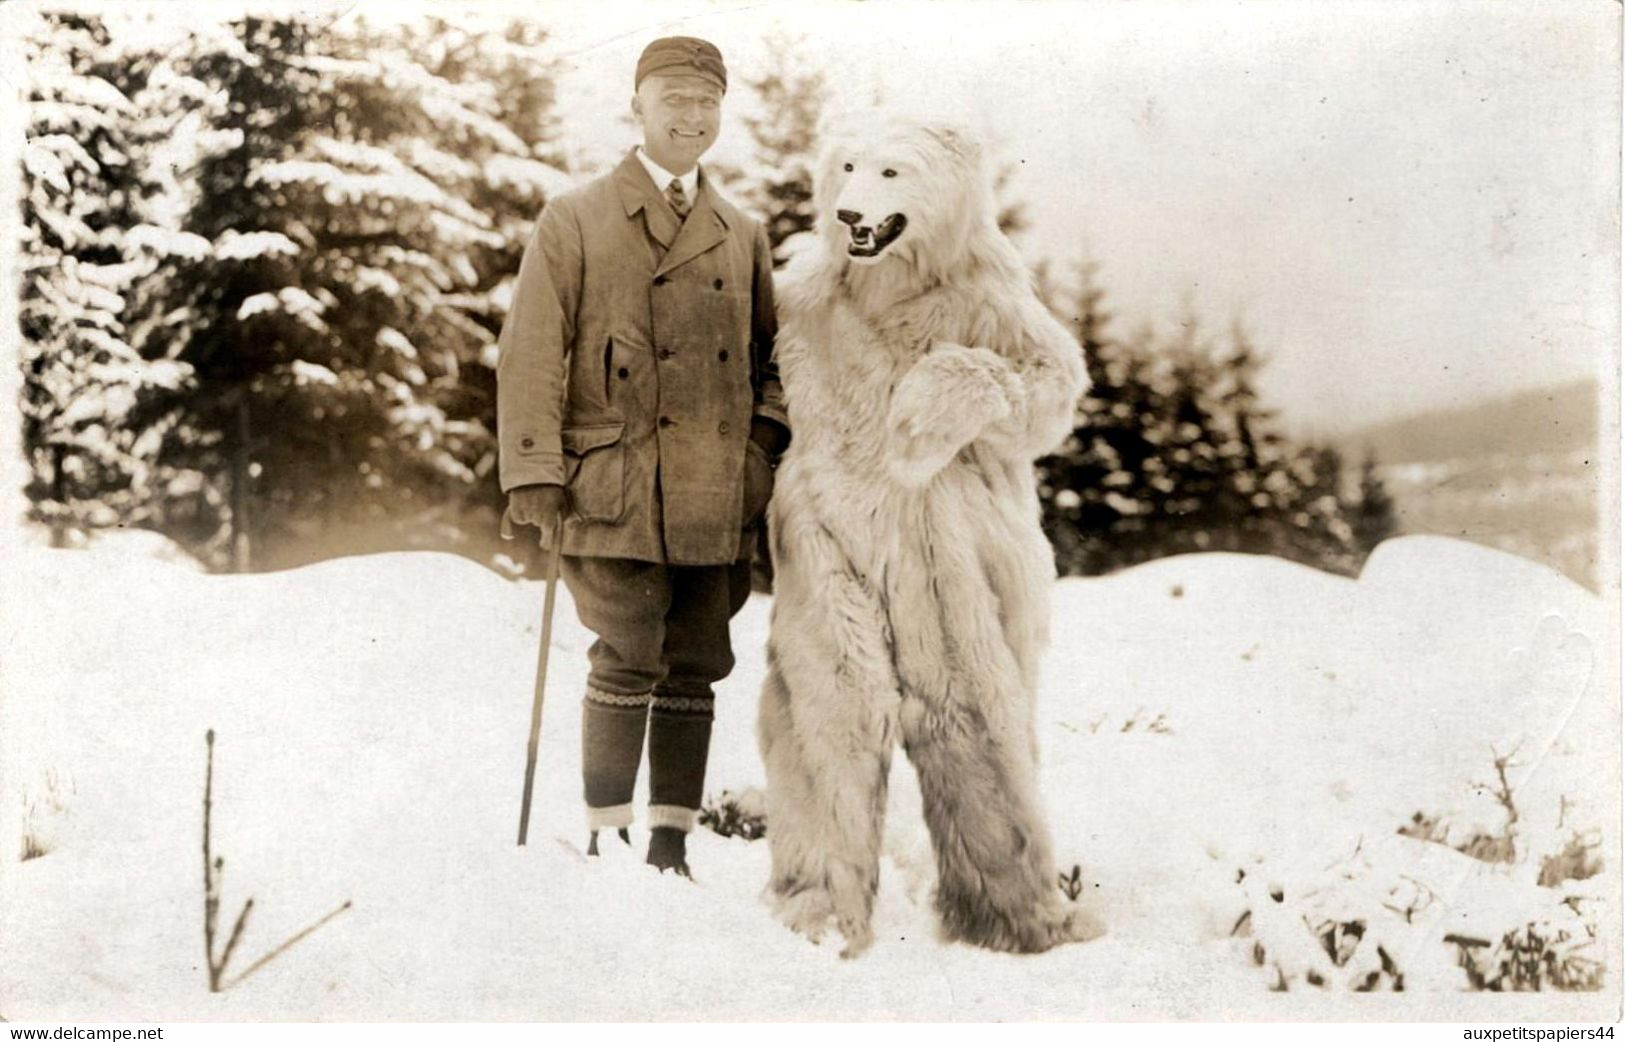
223 900 353 992
202 730 350 993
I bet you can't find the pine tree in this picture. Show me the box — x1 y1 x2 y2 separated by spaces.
1350 450 1398 555
18 10 182 545
1036 257 1369 576
124 14 567 570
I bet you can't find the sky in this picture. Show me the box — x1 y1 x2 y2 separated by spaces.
59 0 1625 436
509 0 1621 438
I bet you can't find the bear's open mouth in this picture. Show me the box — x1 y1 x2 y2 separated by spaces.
846 213 908 258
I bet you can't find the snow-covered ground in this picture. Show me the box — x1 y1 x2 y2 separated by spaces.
2 534 1618 1020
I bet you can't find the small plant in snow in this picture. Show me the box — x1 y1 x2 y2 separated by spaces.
1449 921 1605 992
1465 745 1523 863
700 788 767 841
1115 708 1172 735
1538 830 1604 889
1397 811 1451 846
1401 746 1544 868
1057 864 1085 901
19 768 72 863
1234 734 1609 994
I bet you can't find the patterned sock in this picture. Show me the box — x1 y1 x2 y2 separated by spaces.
647 690 713 833
581 687 650 831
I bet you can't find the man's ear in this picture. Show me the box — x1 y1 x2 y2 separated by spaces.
630 93 644 121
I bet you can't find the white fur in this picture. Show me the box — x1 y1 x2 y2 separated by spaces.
758 119 1101 956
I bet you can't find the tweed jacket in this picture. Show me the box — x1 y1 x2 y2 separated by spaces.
497 149 786 565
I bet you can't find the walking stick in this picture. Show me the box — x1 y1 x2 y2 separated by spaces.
517 514 564 847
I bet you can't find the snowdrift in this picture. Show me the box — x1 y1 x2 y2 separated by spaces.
1 535 1616 1020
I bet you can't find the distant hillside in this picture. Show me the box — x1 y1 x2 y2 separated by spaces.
1338 377 1603 589
1342 378 1598 465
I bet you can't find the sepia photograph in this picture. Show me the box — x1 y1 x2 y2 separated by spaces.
0 0 1619 1026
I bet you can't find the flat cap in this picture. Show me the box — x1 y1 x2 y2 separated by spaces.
635 36 727 93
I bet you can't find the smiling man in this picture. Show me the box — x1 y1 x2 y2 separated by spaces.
497 36 788 878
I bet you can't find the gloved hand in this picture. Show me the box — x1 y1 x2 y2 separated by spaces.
502 483 569 539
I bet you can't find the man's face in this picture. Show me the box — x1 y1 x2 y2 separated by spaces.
632 74 723 175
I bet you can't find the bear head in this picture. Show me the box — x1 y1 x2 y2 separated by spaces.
812 119 1000 272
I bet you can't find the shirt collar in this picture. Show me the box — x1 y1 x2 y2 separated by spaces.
635 146 699 205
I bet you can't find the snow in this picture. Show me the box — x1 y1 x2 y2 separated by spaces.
29 67 133 113
214 229 301 261
126 223 213 261
376 327 418 360
236 292 278 321
237 287 329 330
483 154 575 198
21 141 71 194
353 267 402 299
286 360 340 388
1 536 1616 1019
54 382 135 427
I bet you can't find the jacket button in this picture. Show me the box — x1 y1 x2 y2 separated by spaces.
718 421 729 434
657 348 674 360
713 278 724 290
520 437 535 448
617 367 630 379
653 275 667 286
658 416 675 429
718 350 729 362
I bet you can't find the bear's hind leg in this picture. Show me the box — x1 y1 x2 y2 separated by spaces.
901 690 1102 953
758 542 901 957
758 654 835 943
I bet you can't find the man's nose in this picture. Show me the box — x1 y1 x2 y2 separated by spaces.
836 209 863 227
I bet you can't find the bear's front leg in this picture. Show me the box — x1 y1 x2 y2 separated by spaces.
885 343 1022 487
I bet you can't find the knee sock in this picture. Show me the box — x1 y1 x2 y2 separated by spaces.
581 687 650 831
646 691 713 832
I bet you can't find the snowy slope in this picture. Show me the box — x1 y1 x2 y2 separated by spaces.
1 535 1617 1020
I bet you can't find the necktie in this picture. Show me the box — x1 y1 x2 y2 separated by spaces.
666 178 691 220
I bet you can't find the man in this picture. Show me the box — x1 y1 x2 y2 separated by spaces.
497 36 787 878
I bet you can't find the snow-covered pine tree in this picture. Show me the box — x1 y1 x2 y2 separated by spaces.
1350 450 1398 555
18 9 184 545
384 16 572 563
1036 261 1368 576
126 14 566 570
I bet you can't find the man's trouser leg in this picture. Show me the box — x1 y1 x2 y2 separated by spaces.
561 556 670 833
646 558 753 832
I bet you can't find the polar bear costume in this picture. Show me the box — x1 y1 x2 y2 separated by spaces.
758 120 1100 957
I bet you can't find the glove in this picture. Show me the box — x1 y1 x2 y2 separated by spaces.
502 483 569 539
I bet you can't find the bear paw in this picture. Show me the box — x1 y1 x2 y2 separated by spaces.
886 343 1019 486
1048 902 1108 947
938 892 1106 954
771 884 838 945
771 883 877 958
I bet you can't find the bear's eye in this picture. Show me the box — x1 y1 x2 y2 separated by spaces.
843 162 854 173
882 168 898 178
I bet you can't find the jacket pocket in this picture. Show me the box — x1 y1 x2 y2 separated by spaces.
561 422 627 524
